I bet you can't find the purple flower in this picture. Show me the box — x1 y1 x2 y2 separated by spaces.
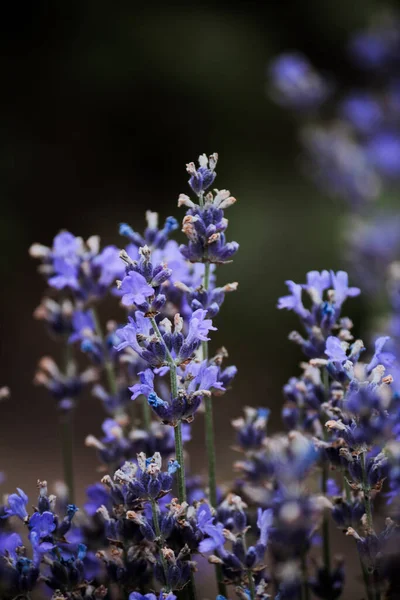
84 483 112 516
101 418 123 442
326 478 340 496
340 93 382 134
48 257 80 290
187 154 218 195
277 281 309 318
0 532 23 561
52 231 82 261
29 511 56 538
197 502 225 553
186 360 225 394
325 336 348 363
3 488 29 520
304 270 331 298
330 271 360 308
367 132 400 178
269 53 330 110
257 508 273 547
130 594 176 600
185 309 217 346
93 245 125 287
119 271 154 307
69 310 95 343
115 312 151 355
129 369 155 400
349 32 392 69
366 336 396 374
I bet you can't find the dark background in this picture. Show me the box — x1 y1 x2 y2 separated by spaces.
0 1 388 596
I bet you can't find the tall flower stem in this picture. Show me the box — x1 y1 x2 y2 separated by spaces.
321 368 331 574
321 463 331 574
149 317 187 503
360 452 380 600
149 314 196 600
150 498 170 590
201 262 217 506
60 409 75 504
61 343 75 503
343 476 372 600
301 554 310 600
201 262 227 597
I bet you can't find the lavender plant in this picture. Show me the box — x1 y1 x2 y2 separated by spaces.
1 153 400 600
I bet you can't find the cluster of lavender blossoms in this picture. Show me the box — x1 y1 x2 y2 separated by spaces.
2 151 400 600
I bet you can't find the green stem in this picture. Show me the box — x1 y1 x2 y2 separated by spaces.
321 367 331 575
142 395 152 430
360 452 373 531
60 411 75 504
60 343 75 503
360 452 380 600
204 395 217 507
150 499 170 590
202 261 226 597
247 570 256 600
301 554 310 600
174 420 186 503
150 317 186 503
343 475 373 600
321 463 331 574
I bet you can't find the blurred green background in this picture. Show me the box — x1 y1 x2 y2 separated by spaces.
0 1 388 594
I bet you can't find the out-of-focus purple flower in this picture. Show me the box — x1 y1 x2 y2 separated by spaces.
325 337 348 363
367 132 400 178
84 483 112 516
269 53 330 110
49 257 80 290
69 309 95 343
302 126 381 205
93 245 125 287
366 336 396 374
257 508 273 547
340 93 382 133
0 532 23 561
3 488 29 521
130 593 176 600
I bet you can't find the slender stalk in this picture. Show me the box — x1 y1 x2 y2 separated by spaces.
360 452 380 600
247 570 256 600
60 412 75 504
301 554 310 600
321 463 331 574
201 262 217 506
343 475 373 600
149 317 186 503
150 499 170 590
321 367 331 574
149 316 196 600
360 452 373 531
201 262 227 597
60 343 75 503
142 395 152 430
173 418 187 503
